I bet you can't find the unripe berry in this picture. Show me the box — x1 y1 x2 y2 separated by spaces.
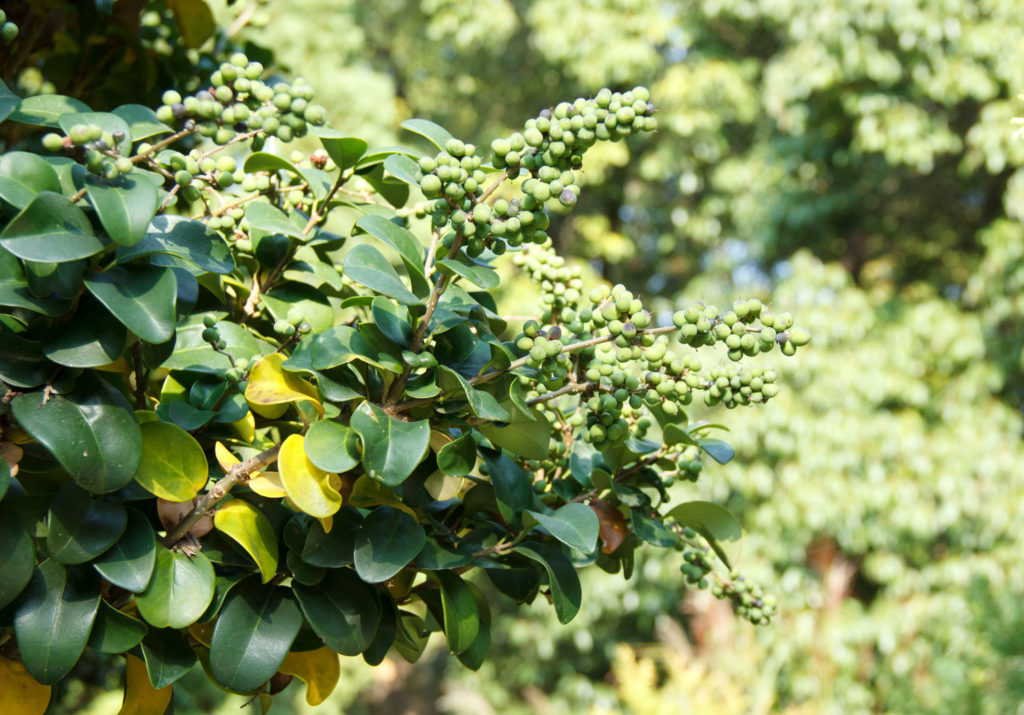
41 133 64 152
789 326 811 346
174 170 192 186
202 315 217 328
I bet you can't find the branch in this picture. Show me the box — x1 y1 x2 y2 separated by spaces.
161 443 281 547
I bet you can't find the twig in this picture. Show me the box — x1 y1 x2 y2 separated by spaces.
132 343 146 410
161 444 281 547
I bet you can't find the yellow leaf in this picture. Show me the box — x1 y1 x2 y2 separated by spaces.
278 434 341 518
96 357 131 374
0 657 50 714
214 499 280 582
245 353 323 417
231 411 256 442
318 514 333 534
118 654 171 715
249 471 287 498
349 474 417 517
135 421 209 501
278 648 341 706
429 430 453 452
424 471 464 501
214 441 240 472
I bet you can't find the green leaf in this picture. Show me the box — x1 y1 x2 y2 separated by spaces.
400 118 455 151
301 508 362 568
0 506 34 609
354 215 424 267
0 191 105 262
304 420 361 474
117 215 235 274
383 153 421 186
479 448 533 526
415 539 472 570
514 542 582 624
0 332 49 387
14 560 101 684
362 593 398 666
0 459 7 501
0 78 19 123
214 500 280 584
46 483 127 564
438 366 510 420
112 104 173 141
140 628 196 688
11 390 142 493
293 568 381 656
371 296 413 346
93 507 157 592
59 112 131 155
310 325 397 372
437 257 500 289
210 581 302 693
0 151 61 209
343 243 421 304
244 152 305 180
663 423 699 447
478 401 551 460
168 0 215 48
135 547 215 629
437 432 476 477
42 301 127 367
350 401 430 486
260 283 334 333
245 201 306 240
455 583 491 670
7 94 91 127
353 506 425 583
528 503 600 554
314 129 368 170
0 248 69 316
134 420 209 501
699 438 735 464
667 501 742 568
84 173 160 247
630 509 677 547
434 571 479 655
84 265 177 344
87 600 147 654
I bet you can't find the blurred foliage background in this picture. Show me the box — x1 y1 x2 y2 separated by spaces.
14 0 1024 711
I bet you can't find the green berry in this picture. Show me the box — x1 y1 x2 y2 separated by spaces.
162 89 182 106
41 133 64 152
789 326 811 346
174 170 193 186
1 22 19 42
202 315 217 328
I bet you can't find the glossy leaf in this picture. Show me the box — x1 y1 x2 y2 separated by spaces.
87 600 147 654
528 503 600 554
84 174 160 247
168 0 215 48
245 353 323 417
161 317 272 375
667 501 742 568
112 104 173 141
93 507 157 592
383 153 421 186
14 560 101 684
353 506 426 583
478 401 550 460
0 191 104 262
350 401 430 486
210 581 302 693
134 421 208 501
435 571 479 655
278 648 341 707
437 432 476 476
119 653 172 715
244 152 304 180
0 247 69 316
354 214 423 266
7 94 90 127
0 78 19 123
301 508 362 567
0 151 61 209
214 500 279 583
42 302 127 367
371 296 413 346
245 201 306 240
438 366 510 420
630 509 677 547
315 130 368 170
278 434 342 518
699 438 735 464
304 420 361 474
455 583 491 671
84 265 177 344
0 508 34 609
293 568 381 656
140 628 196 689
117 215 234 274
342 243 420 304
437 257 500 289
46 483 127 564
135 547 215 629
479 448 533 526
11 390 142 493
514 543 582 624
400 118 455 151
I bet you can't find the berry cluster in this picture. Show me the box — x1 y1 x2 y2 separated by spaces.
41 124 133 180
713 573 778 625
1 10 17 42
156 53 326 145
672 298 811 360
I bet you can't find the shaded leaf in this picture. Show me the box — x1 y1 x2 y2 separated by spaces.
46 483 127 564
84 265 177 344
0 191 104 262
528 503 600 554
293 568 380 656
353 506 425 583
350 401 430 486
93 507 157 592
667 500 742 568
